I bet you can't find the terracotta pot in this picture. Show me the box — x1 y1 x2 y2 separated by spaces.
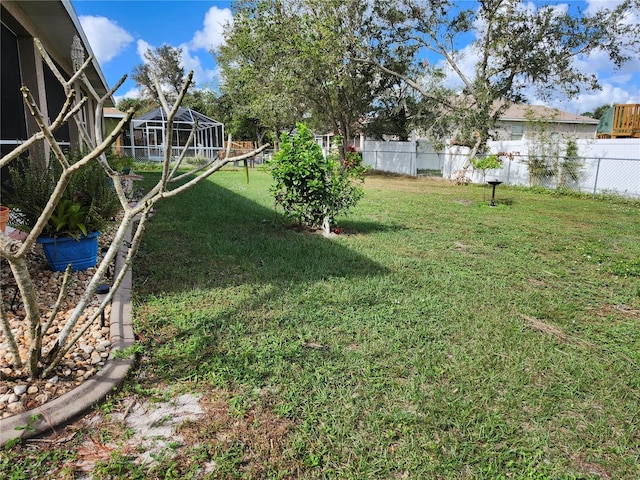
0 206 9 233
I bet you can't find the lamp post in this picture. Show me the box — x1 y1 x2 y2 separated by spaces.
96 284 110 328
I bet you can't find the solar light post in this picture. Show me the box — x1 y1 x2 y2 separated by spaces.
96 284 110 328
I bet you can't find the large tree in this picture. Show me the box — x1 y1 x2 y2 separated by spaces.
132 45 194 105
215 0 304 147
361 0 640 157
217 0 405 156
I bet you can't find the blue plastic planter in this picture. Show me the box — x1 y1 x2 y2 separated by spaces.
37 231 101 272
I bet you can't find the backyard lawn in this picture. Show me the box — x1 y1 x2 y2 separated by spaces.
4 167 640 478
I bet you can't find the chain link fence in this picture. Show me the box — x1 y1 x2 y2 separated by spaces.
441 152 640 198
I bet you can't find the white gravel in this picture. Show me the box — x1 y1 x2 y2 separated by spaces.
1 236 114 419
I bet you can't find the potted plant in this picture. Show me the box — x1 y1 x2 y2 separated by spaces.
3 155 121 271
0 205 9 233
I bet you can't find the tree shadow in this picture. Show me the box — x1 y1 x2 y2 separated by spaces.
132 174 392 384
134 175 389 295
336 219 407 235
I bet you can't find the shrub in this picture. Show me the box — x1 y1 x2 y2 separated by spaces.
268 123 365 234
5 152 120 236
559 138 583 188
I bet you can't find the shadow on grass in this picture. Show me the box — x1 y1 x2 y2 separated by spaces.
337 219 407 234
132 173 391 385
134 173 388 294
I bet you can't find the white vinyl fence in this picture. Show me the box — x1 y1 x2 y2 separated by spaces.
362 140 418 176
362 138 640 197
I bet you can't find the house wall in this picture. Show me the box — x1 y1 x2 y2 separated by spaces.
1 1 103 161
104 117 124 155
493 120 597 141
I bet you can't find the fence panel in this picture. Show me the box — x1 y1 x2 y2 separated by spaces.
416 142 445 174
441 138 640 197
362 140 416 176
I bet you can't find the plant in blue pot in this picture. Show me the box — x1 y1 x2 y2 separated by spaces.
36 199 101 271
4 155 121 271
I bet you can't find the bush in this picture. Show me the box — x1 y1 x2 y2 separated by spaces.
268 123 365 233
5 152 120 236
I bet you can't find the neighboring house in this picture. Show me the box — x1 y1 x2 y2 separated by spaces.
1 0 112 177
104 107 127 155
120 107 224 162
369 102 598 146
493 104 599 141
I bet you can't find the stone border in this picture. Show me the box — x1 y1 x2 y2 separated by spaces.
0 223 136 446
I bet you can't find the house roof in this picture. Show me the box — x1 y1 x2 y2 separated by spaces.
3 0 113 106
133 107 222 129
104 107 126 118
499 104 598 125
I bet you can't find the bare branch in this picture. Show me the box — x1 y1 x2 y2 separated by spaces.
20 87 71 169
41 265 74 336
0 293 22 369
168 121 199 180
170 154 220 183
160 144 270 200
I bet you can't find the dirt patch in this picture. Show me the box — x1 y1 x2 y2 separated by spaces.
587 303 640 321
521 314 567 342
23 386 298 478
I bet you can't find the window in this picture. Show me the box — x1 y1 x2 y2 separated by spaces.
510 124 524 140
43 60 70 143
1 23 27 143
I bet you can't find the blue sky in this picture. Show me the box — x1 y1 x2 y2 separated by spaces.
72 0 640 115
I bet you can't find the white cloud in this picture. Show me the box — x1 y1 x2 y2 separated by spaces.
179 45 217 86
136 39 154 62
439 43 480 91
114 86 143 103
584 0 628 15
79 16 133 64
133 39 216 89
126 6 234 94
537 81 640 114
568 83 640 113
190 6 233 51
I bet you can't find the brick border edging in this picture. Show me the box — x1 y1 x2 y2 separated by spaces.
0 223 136 446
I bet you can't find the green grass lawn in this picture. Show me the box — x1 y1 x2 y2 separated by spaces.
129 169 640 478
5 168 640 479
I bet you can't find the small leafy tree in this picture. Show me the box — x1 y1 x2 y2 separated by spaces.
559 138 583 188
471 154 502 183
471 154 503 200
269 123 365 236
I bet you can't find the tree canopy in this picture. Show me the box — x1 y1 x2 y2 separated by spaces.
217 0 640 153
363 0 640 156
132 45 194 105
217 0 406 155
582 104 613 119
